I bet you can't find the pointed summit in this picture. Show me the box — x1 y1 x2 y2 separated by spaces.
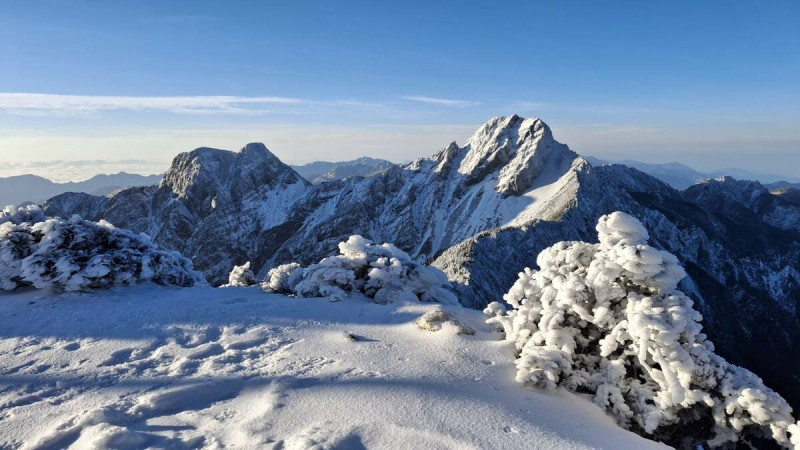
456 115 577 196
239 142 279 162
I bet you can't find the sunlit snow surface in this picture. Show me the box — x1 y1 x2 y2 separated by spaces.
0 286 665 449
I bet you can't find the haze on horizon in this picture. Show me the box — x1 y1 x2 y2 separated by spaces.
1 1 798 182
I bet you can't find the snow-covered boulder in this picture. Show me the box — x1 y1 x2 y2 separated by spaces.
0 206 204 292
485 211 800 448
416 307 475 335
260 235 458 304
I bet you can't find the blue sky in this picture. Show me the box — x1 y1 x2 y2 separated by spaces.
1 0 798 181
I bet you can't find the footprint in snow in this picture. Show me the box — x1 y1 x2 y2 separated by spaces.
62 342 81 351
100 348 135 366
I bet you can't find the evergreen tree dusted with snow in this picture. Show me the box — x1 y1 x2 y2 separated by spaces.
485 212 800 449
0 205 204 292
245 235 457 304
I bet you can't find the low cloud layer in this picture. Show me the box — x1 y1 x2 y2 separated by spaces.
0 160 166 183
402 96 481 107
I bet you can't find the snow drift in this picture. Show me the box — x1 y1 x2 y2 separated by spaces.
235 235 457 304
485 212 800 449
0 205 203 292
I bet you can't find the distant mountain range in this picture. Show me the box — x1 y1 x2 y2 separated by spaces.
290 157 395 184
585 156 799 190
0 172 163 207
0 159 398 208
767 180 800 191
43 115 800 411
6 154 793 209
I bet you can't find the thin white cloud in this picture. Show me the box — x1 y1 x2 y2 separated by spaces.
507 101 547 111
0 93 306 116
402 96 480 107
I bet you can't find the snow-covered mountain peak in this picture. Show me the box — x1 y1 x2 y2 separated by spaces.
426 141 461 173
690 175 770 206
454 115 577 196
683 175 800 232
233 142 307 185
238 142 281 163
161 143 307 201
161 147 237 199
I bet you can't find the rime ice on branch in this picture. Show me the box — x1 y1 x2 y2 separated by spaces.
485 211 800 449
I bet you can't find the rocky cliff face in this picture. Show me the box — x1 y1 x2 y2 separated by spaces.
44 115 800 409
47 143 310 280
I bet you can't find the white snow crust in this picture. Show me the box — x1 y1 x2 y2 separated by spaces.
0 285 666 449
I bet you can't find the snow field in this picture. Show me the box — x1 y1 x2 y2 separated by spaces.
0 285 664 449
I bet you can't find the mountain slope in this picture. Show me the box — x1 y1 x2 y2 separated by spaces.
43 115 800 410
0 172 161 207
0 285 666 449
767 180 800 190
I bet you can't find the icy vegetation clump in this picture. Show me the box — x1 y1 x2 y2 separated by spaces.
262 262 302 293
0 204 47 226
484 211 800 449
0 206 204 292
223 262 256 287
257 235 457 304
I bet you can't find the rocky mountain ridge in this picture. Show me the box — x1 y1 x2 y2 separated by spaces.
43 115 800 409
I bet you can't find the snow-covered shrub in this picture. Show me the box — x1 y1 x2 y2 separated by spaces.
263 262 302 292
0 209 204 292
0 204 46 225
0 222 38 290
262 235 457 304
223 261 256 287
485 212 800 449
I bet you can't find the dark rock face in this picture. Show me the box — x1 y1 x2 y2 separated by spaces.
46 143 310 282
43 116 800 409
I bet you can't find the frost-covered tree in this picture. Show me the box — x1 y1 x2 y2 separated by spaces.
260 235 457 304
262 262 302 293
484 212 800 449
0 206 204 292
223 261 256 287
0 204 46 225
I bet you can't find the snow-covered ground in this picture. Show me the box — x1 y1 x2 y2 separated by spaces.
0 285 666 449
